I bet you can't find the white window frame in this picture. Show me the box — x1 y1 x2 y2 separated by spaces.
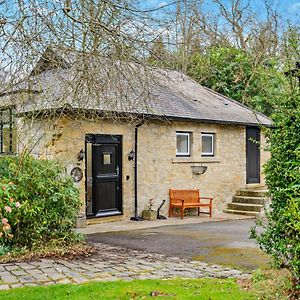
176 132 190 156
201 133 215 156
0 108 14 154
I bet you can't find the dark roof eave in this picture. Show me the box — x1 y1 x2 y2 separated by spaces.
15 107 274 127
160 114 273 128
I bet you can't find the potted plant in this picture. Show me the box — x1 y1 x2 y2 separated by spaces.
142 198 157 220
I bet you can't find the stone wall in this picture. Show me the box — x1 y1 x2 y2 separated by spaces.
138 121 246 213
17 116 270 226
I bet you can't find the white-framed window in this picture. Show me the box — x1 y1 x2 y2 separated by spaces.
176 132 191 156
201 133 215 156
0 107 15 154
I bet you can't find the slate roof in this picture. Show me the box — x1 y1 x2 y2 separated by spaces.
0 49 272 126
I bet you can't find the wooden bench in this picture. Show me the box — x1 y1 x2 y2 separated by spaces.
169 189 213 219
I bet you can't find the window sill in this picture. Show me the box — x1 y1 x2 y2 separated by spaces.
172 157 220 164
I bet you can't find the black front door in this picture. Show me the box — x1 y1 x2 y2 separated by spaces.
86 134 122 217
246 127 260 184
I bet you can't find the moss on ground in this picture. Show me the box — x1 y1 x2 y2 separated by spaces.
193 247 270 271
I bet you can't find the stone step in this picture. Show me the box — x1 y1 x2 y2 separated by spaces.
227 202 264 212
236 189 268 197
223 209 259 217
232 196 269 205
246 183 266 189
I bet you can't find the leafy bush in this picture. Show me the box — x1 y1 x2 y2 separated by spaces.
0 181 21 244
251 91 300 290
187 47 285 116
0 154 82 249
0 244 11 256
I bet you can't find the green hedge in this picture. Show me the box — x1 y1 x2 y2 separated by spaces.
252 92 300 289
0 154 82 249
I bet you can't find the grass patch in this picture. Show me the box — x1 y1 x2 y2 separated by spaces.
0 278 257 300
0 242 95 263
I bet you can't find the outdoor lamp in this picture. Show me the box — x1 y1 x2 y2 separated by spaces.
128 149 135 161
77 149 85 161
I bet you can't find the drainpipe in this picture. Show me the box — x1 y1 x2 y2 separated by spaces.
130 123 144 221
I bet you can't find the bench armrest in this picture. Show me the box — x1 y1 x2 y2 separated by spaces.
171 199 185 205
199 197 213 203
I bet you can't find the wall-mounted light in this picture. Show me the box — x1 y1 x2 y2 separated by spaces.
78 149 85 161
128 149 135 161
191 165 207 175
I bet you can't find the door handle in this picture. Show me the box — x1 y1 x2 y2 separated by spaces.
116 166 119 176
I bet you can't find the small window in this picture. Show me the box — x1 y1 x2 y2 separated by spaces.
202 133 214 156
103 153 112 165
176 132 190 156
0 108 16 154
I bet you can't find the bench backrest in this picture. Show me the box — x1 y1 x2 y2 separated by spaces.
169 189 200 204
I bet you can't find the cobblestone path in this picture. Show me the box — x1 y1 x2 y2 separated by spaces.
0 243 250 290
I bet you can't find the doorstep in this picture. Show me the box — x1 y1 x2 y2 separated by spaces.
86 214 124 225
77 212 253 235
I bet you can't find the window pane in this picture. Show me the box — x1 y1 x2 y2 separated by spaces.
103 153 112 165
0 109 15 154
202 135 213 154
177 134 189 154
2 124 11 153
11 128 17 153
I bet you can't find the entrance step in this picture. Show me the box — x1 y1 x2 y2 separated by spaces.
227 203 263 212
232 196 269 205
236 189 268 197
246 183 266 189
223 209 259 217
224 187 270 216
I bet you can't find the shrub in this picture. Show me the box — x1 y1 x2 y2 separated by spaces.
0 154 82 249
0 181 21 245
251 91 300 290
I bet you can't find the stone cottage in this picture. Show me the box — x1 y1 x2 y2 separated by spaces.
0 49 271 226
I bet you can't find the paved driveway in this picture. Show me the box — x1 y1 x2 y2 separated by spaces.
0 220 266 290
0 243 249 290
87 219 269 270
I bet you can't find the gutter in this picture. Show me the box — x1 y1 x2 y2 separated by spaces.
130 122 144 221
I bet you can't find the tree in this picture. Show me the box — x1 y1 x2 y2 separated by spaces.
0 0 170 95
187 46 285 115
0 0 176 155
147 36 170 67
